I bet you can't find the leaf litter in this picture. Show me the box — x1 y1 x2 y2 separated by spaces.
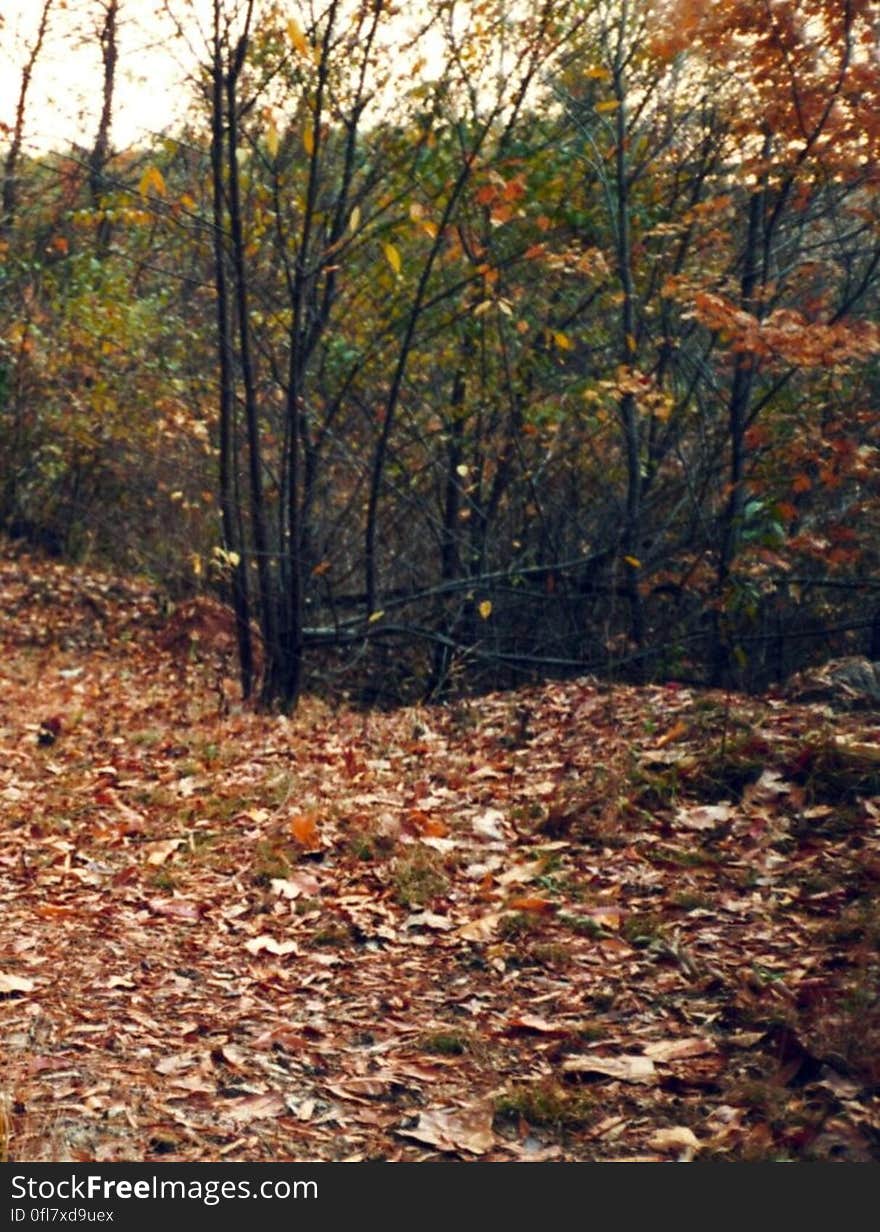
1 547 880 1162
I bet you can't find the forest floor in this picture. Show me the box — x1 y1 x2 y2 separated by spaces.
2 548 880 1163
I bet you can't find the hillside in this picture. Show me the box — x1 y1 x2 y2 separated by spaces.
1 549 879 1163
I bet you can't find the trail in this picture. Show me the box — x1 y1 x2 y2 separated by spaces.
2 549 879 1162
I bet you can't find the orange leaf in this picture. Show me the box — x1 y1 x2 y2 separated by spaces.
405 808 448 837
290 813 320 845
507 895 557 914
655 719 688 749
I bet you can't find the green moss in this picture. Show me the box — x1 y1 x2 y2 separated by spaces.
494 1079 594 1130
391 848 449 908
419 1031 470 1056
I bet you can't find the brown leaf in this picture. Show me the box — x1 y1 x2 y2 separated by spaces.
325 1076 400 1104
561 1054 656 1084
675 803 732 831
643 1037 719 1062
270 871 321 899
145 838 184 866
496 859 545 886
155 1053 197 1075
581 905 623 930
455 911 506 941
148 898 203 922
219 1045 248 1070
396 1103 495 1155
222 1093 287 1124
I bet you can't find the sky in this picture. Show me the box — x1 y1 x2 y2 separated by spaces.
1 1 514 157
0 0 211 154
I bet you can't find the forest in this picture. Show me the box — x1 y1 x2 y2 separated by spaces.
1 0 880 1167
2 0 878 710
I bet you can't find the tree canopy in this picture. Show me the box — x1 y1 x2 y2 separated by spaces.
2 0 879 709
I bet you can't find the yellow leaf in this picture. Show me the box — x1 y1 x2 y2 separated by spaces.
368 610 385 623
349 205 361 233
382 242 401 275
553 331 573 350
624 555 641 568
287 17 309 56
595 99 620 113
303 126 315 156
626 332 637 353
139 165 166 197
478 600 492 619
266 118 279 159
585 66 611 81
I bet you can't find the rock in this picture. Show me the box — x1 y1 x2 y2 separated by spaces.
785 656 880 710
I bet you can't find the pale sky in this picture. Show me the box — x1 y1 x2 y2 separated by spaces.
0 0 211 154
2 1 527 157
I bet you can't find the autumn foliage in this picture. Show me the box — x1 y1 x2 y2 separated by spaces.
0 1 879 702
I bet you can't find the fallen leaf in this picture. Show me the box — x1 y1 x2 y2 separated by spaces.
406 911 454 931
219 1045 247 1070
655 719 688 748
244 934 298 957
148 898 203 922
222 1093 287 1124
105 975 137 990
472 809 506 840
325 1076 399 1103
0 971 35 994
581 905 623 930
396 1104 495 1155
725 1031 765 1048
145 838 184 865
643 1037 719 1062
743 768 791 804
496 859 545 886
675 803 732 831
561 1054 656 1084
156 1053 197 1075
270 871 321 899
455 911 506 941
505 1014 572 1037
290 813 320 846
506 895 557 914
647 1126 702 1157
